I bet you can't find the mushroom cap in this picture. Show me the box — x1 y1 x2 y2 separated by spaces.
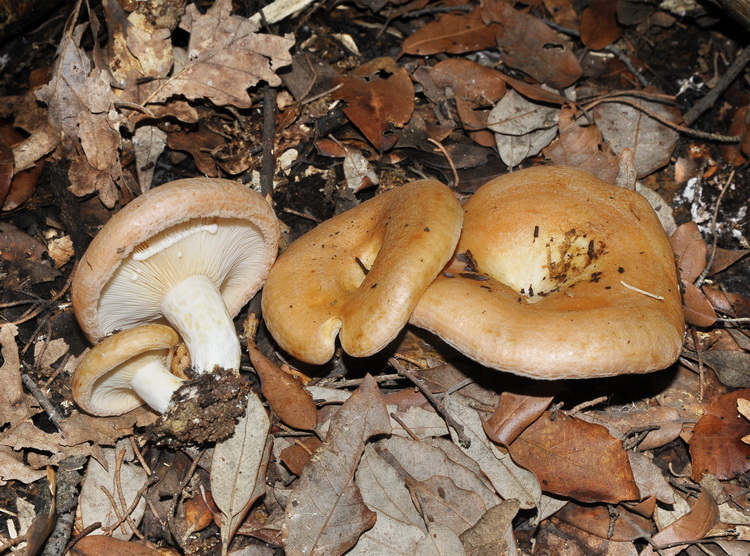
72 324 180 415
261 179 463 364
71 178 279 342
410 166 685 379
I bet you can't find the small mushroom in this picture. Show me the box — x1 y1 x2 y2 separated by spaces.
72 324 182 415
72 178 279 374
411 166 685 379
262 179 463 364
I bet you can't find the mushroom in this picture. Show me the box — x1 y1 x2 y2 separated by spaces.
72 324 182 415
410 166 685 379
261 179 463 364
72 178 279 375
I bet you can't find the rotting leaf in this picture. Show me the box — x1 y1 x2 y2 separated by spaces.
701 350 750 387
480 2 582 88
281 374 391 556
401 7 502 56
689 388 750 481
509 412 639 504
211 391 271 551
333 58 414 152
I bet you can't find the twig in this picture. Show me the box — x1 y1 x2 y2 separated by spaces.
685 46 750 125
167 448 207 533
561 396 608 416
114 449 146 540
282 207 323 222
130 437 152 476
315 373 402 388
261 84 277 204
695 170 735 287
389 357 471 448
99 485 127 536
41 455 87 556
301 83 343 106
390 412 420 442
21 373 64 433
582 97 741 143
0 534 25 553
542 19 650 87
427 138 459 188
690 327 706 402
62 523 101 554
619 281 664 300
11 265 75 326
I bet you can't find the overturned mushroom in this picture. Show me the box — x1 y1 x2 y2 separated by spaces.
411 166 685 379
262 179 463 364
72 178 279 375
73 324 182 416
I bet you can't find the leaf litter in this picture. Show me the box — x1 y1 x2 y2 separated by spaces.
2 0 750 554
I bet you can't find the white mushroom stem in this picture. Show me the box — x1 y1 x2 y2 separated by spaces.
161 274 241 374
129 359 185 413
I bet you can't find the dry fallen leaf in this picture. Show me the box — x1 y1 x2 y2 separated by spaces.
689 388 750 481
349 444 427 555
481 2 582 88
482 385 559 446
488 89 559 168
459 499 519 556
70 535 162 556
333 57 415 152
79 443 149 541
641 489 718 556
579 0 622 50
544 104 621 184
212 391 272 550
282 375 391 556
247 338 317 431
401 7 502 56
593 94 681 178
509 412 639 504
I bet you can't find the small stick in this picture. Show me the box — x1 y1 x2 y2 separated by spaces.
427 138 459 188
390 412 420 442
620 281 664 300
315 373 402 388
282 207 323 222
21 373 63 433
685 46 750 125
695 169 735 288
561 396 608 417
62 523 101 554
260 84 277 204
389 357 471 448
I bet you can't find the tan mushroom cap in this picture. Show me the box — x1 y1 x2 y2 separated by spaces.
411 166 685 379
73 324 182 416
71 178 279 374
262 179 463 364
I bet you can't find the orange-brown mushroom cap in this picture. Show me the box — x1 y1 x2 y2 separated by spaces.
410 166 685 379
262 179 463 364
